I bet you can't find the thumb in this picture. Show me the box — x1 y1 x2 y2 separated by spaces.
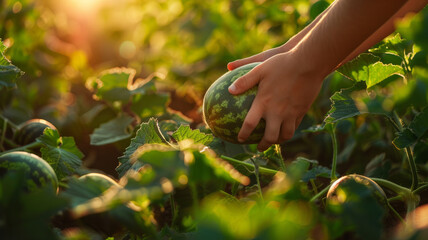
228 65 263 95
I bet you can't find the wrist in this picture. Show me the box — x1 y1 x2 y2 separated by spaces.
287 45 334 83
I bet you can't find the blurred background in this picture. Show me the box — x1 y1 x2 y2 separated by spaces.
1 0 334 175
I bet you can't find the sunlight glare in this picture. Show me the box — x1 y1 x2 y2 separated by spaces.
64 0 103 14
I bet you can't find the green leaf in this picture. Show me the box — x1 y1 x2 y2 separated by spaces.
116 118 170 177
37 128 84 180
0 40 24 90
393 76 428 113
172 125 213 145
86 68 135 102
370 33 413 60
338 53 404 88
131 92 170 119
309 0 330 20
324 83 366 123
90 115 134 146
62 175 153 235
187 148 249 185
393 107 428 148
131 144 187 187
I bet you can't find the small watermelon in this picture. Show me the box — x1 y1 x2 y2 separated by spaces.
327 174 387 206
14 119 57 145
79 172 120 192
0 151 58 192
203 62 265 144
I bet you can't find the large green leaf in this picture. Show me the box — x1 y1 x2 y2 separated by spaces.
338 53 404 88
172 125 213 145
90 115 134 146
116 118 170 177
37 128 84 180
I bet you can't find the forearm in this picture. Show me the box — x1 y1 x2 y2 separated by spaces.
292 0 408 78
339 0 428 67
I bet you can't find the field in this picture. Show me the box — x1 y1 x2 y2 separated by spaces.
1 0 428 239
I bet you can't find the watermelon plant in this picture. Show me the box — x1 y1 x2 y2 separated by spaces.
1 0 428 239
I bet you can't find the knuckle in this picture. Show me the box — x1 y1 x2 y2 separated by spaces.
281 131 294 141
234 76 248 89
264 135 277 144
243 119 258 129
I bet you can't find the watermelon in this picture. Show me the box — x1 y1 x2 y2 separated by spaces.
79 172 120 191
0 151 58 192
14 119 57 145
203 62 265 144
327 174 387 206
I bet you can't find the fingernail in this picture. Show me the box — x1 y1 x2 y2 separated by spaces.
238 137 244 143
227 63 232 71
228 84 236 93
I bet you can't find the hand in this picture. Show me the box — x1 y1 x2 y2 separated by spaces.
228 50 325 152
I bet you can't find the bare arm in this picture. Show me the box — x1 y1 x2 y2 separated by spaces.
227 3 333 70
339 0 428 67
229 0 428 71
229 0 414 151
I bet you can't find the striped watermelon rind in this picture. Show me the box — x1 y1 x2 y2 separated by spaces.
203 62 265 144
0 151 59 192
327 174 387 206
14 119 57 145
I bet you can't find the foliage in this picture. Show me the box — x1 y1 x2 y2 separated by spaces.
1 0 428 239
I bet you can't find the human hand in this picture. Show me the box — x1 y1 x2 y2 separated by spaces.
228 51 325 151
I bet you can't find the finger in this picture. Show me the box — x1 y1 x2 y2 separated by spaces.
279 119 296 143
228 65 263 95
237 101 263 143
257 117 281 152
295 115 304 129
227 48 281 70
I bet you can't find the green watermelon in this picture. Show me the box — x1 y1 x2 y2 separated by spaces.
327 174 387 206
79 172 120 192
14 119 57 145
203 62 265 144
0 151 58 192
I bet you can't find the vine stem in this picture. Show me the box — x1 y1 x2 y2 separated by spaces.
0 114 18 130
0 142 42 155
250 158 264 202
372 177 419 216
413 183 428 194
0 118 7 151
387 201 405 224
310 183 331 203
220 155 278 175
190 182 199 213
371 177 411 196
275 144 287 173
327 123 338 181
392 111 418 191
